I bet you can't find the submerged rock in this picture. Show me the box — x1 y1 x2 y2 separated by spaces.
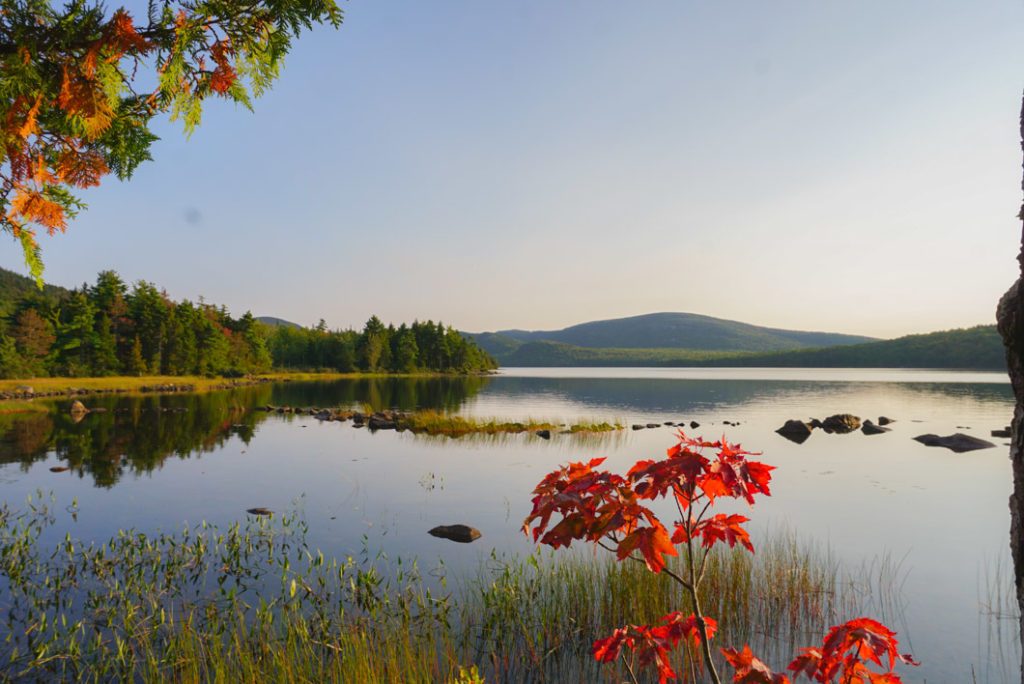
913 433 995 453
428 524 481 543
775 419 813 444
367 413 397 430
822 414 861 434
861 420 891 435
69 400 88 422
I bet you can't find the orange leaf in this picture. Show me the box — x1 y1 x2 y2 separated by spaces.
10 189 67 234
56 148 109 188
57 62 113 138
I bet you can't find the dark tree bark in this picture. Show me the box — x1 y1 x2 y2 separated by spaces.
996 91 1024 684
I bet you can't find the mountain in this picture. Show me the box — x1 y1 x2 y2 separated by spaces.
473 312 877 359
486 325 1002 370
256 316 303 329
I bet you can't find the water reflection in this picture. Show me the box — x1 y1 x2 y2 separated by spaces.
0 375 491 487
469 376 1013 418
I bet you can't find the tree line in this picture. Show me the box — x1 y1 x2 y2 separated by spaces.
0 269 496 378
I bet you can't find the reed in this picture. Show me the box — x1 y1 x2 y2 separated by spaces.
0 494 899 683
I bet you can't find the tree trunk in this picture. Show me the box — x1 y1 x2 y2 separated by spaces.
995 91 1024 684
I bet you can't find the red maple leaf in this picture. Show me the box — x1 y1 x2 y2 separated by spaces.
722 645 792 683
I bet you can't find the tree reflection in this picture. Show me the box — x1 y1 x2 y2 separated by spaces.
0 376 490 487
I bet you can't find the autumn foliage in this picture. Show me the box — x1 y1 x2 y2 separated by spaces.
0 1 343 280
524 432 917 684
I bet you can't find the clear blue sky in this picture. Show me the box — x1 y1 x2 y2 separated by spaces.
6 1 1024 339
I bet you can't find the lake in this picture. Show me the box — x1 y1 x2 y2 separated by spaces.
0 368 1018 682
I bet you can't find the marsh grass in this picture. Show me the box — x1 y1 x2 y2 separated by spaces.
398 410 623 438
0 494 900 683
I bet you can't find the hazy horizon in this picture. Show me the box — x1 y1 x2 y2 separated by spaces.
3 1 1022 339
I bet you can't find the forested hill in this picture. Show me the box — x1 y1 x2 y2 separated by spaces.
0 266 496 378
475 312 877 355
712 324 1003 369
0 265 70 320
483 325 1003 370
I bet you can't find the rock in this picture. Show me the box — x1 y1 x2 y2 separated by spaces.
809 418 823 429
535 429 551 439
775 419 813 444
351 412 364 425
428 524 481 543
878 416 894 426
689 421 700 429
913 433 996 453
246 507 273 516
993 427 1012 438
861 420 891 435
632 424 645 430
821 414 861 434
367 413 397 430
646 423 660 429
69 400 88 419
664 421 675 426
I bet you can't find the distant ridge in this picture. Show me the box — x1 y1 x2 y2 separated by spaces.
475 325 1001 369
471 312 877 359
256 316 303 329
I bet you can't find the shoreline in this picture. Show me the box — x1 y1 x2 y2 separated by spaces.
0 371 493 405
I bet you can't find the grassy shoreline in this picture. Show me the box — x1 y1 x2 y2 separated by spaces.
0 371 487 405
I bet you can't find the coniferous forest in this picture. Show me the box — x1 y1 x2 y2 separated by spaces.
0 268 496 378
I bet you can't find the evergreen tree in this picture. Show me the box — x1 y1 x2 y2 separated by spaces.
126 336 146 376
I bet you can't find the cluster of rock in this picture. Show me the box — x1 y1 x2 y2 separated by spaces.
776 413 999 453
775 414 894 444
256 406 407 429
632 420 703 431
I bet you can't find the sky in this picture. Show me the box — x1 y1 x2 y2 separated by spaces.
6 1 1024 339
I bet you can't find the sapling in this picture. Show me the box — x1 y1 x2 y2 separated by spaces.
523 432 917 683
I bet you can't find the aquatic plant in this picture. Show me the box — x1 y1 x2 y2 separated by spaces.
0 489 899 682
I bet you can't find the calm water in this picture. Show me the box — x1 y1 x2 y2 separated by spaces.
0 368 1017 682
